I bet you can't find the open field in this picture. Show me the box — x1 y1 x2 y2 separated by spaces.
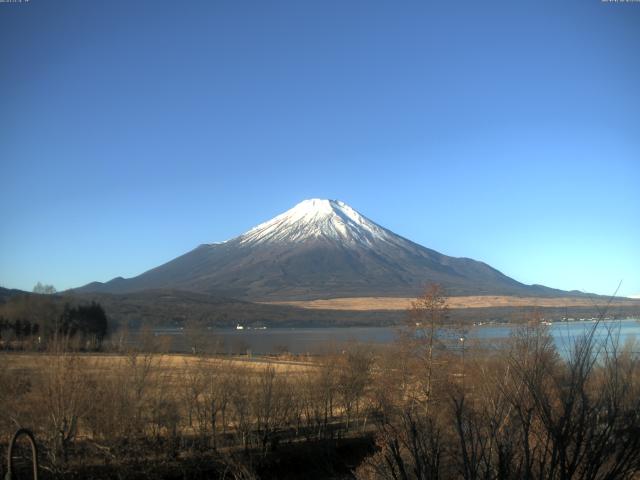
2 325 640 479
263 295 640 311
0 351 316 376
0 349 367 478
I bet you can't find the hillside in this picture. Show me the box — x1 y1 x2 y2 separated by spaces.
77 199 583 300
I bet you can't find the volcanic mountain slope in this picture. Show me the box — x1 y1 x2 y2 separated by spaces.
78 199 572 300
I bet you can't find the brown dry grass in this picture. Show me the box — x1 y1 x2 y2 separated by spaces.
0 352 317 377
262 295 640 311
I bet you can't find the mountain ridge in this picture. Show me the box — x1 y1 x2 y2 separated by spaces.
76 199 586 300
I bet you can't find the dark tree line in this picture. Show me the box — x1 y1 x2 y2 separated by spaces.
0 300 108 349
58 302 108 344
0 317 40 338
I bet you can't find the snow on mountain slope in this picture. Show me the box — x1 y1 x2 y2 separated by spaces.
238 199 395 246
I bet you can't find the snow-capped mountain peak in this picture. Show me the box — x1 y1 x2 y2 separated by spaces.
238 198 393 246
77 198 564 300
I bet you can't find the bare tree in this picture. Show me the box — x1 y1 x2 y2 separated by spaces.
229 366 252 452
40 340 94 468
252 364 293 456
336 344 373 431
33 282 57 295
405 284 449 412
299 357 338 439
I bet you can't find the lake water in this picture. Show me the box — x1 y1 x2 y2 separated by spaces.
144 318 640 355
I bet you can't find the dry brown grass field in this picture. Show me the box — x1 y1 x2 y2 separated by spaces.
0 351 316 379
1 289 639 479
263 295 640 311
1 318 640 479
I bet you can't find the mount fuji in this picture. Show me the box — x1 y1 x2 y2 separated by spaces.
78 199 568 300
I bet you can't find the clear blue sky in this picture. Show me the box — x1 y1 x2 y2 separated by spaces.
1 0 638 297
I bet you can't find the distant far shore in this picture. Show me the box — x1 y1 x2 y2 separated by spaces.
263 295 640 311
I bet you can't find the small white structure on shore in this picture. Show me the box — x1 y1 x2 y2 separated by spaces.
236 324 244 330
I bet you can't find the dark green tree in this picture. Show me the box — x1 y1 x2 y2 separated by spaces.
59 301 108 348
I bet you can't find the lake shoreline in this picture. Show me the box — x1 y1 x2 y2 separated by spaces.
128 318 640 356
